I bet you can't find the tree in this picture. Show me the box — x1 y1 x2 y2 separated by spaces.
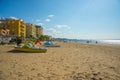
39 35 51 41
39 35 44 41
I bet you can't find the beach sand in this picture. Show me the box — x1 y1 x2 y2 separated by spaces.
0 42 120 80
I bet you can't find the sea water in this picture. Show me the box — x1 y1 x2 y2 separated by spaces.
61 39 120 45
99 40 120 45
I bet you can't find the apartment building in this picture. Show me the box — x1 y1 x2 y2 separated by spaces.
35 25 43 37
0 18 26 38
26 23 36 38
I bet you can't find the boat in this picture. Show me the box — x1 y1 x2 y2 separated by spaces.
44 44 60 47
15 46 47 53
14 43 47 53
44 41 60 47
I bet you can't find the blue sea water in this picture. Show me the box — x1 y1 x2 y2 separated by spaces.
58 38 120 45
98 40 120 45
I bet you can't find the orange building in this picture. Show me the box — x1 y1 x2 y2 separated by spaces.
35 25 43 37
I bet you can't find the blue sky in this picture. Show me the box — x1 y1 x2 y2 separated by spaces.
0 0 120 39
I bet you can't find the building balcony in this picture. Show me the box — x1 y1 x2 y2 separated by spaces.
21 32 25 34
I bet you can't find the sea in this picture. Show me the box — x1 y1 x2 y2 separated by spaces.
56 38 120 45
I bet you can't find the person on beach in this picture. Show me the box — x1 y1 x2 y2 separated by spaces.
87 41 89 43
16 37 22 46
96 41 98 44
34 39 42 46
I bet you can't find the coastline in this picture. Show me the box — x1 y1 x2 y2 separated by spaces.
0 42 120 80
57 39 120 45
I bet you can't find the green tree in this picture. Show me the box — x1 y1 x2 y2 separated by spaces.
39 35 51 41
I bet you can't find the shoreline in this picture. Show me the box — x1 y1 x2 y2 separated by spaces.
57 39 120 45
58 41 120 47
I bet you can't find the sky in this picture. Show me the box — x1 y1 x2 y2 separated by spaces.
0 0 120 39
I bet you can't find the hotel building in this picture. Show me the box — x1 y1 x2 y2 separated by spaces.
35 25 43 37
26 23 36 38
0 18 26 38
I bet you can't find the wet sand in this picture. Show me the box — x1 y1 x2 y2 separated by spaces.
0 42 120 80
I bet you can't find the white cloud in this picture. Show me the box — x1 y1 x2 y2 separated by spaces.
46 28 62 35
45 24 71 38
10 16 18 20
55 25 71 29
47 28 57 33
36 19 41 22
37 22 44 26
45 18 51 22
48 15 54 18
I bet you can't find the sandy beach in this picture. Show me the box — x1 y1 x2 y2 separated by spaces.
0 42 120 80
